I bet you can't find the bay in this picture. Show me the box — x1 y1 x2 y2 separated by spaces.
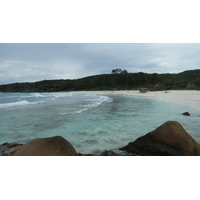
0 92 199 154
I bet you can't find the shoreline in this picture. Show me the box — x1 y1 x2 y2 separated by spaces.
72 90 200 110
1 90 200 156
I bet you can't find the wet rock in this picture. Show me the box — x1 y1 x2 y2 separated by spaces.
99 150 121 156
13 136 78 156
182 112 190 116
0 145 9 155
1 142 23 156
2 142 22 148
2 145 22 156
78 153 93 156
120 121 200 156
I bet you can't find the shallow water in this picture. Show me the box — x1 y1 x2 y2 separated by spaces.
0 92 199 154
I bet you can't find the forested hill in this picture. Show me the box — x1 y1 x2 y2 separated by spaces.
0 69 200 92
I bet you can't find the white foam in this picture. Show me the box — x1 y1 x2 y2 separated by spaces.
20 93 45 98
85 95 112 110
51 93 73 99
73 108 88 114
62 95 113 115
33 93 45 98
82 95 113 109
0 100 42 108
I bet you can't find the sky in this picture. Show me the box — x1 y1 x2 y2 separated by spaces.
1 1 200 85
0 43 200 85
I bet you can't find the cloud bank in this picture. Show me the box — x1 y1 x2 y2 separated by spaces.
0 43 200 84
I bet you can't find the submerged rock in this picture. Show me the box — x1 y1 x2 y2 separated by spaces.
13 136 78 156
120 121 200 156
82 139 98 145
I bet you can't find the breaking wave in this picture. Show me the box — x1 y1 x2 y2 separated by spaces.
62 95 113 115
0 100 41 108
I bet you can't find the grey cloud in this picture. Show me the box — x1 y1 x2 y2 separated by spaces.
0 43 200 84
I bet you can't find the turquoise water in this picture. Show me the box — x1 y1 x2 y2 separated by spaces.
0 92 199 154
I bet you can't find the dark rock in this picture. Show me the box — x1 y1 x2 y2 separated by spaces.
0 145 9 155
2 145 22 156
2 142 9 146
140 88 150 93
78 153 93 156
1 142 23 156
99 150 121 156
2 142 22 148
13 136 78 156
182 112 190 116
120 121 200 156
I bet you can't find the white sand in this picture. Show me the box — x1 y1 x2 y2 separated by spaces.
73 90 200 110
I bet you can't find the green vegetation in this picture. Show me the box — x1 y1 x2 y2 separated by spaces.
0 69 200 92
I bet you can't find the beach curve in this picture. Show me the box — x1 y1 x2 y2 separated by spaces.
72 90 200 111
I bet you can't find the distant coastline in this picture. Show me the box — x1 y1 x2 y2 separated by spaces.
0 69 200 92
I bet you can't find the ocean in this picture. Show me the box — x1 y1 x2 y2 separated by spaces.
0 92 200 154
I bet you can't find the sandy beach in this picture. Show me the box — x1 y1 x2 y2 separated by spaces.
73 90 200 110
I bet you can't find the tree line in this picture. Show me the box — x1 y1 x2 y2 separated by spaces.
0 69 200 92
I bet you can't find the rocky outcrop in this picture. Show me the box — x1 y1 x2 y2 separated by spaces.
2 121 200 156
0 142 22 156
78 153 93 156
140 88 150 93
2 145 22 156
13 136 78 156
120 121 200 156
99 150 121 156
2 142 21 148
182 112 190 116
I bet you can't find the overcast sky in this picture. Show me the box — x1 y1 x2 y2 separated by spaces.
0 43 200 84
1 0 200 85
